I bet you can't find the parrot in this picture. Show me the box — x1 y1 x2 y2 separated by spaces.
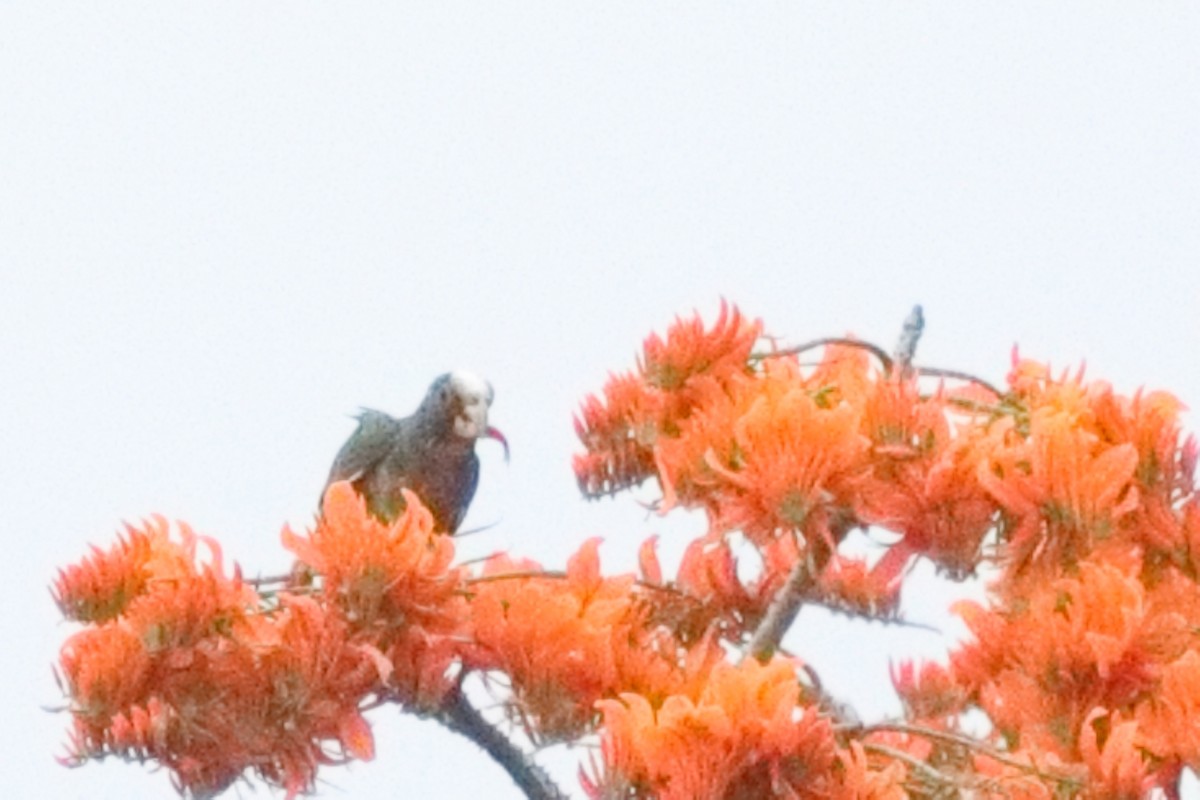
323 371 508 532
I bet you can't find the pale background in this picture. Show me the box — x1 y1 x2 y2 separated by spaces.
3 4 1198 798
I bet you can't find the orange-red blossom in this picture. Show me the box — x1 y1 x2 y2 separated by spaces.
54 514 384 798
590 658 906 800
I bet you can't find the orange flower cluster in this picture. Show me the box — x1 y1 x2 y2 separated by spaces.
574 306 1200 796
979 359 1196 585
53 516 219 624
573 305 1000 631
589 658 904 799
468 539 725 741
930 358 1200 792
283 482 467 707
573 301 762 499
55 517 383 798
950 554 1200 789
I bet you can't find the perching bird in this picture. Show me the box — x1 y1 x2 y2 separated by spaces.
323 371 509 532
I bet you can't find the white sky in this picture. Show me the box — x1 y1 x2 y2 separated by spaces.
4 4 1199 798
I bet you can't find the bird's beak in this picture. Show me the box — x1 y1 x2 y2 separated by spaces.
486 425 510 462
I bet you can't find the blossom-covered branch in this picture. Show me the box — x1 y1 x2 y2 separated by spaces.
53 301 1200 798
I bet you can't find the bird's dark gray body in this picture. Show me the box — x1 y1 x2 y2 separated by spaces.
323 372 506 533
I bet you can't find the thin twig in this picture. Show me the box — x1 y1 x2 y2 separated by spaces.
752 337 894 371
245 572 294 587
465 569 694 602
753 315 1005 400
465 569 567 586
455 551 508 568
861 742 956 788
813 602 943 634
455 520 502 537
845 721 1081 787
944 396 1012 416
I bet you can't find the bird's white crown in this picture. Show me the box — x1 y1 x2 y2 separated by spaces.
448 370 493 405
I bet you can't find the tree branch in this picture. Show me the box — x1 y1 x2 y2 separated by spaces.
751 312 1006 400
435 684 570 800
742 549 813 663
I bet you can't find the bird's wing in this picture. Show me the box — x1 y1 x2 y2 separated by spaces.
325 409 399 487
446 452 481 534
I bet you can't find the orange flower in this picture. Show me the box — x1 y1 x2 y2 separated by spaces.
1093 388 1189 491
673 535 756 635
124 570 257 653
190 597 383 797
860 376 948 459
630 536 745 645
573 369 666 497
469 541 639 740
244 595 384 790
639 300 761 392
468 540 729 742
1135 649 1200 765
890 660 967 722
610 626 725 712
815 553 902 617
836 741 908 799
1006 355 1194 502
284 482 467 707
53 517 213 623
574 303 762 501
986 357 1199 576
650 370 748 513
59 623 152 754
283 482 465 634
593 658 837 800
721 362 869 538
803 341 874 410
658 357 869 541
1005 353 1092 419
1078 710 1150 798
979 410 1139 574
858 409 998 576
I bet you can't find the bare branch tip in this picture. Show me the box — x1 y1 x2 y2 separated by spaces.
892 304 925 376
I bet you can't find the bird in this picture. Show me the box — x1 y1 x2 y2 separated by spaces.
322 371 509 532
